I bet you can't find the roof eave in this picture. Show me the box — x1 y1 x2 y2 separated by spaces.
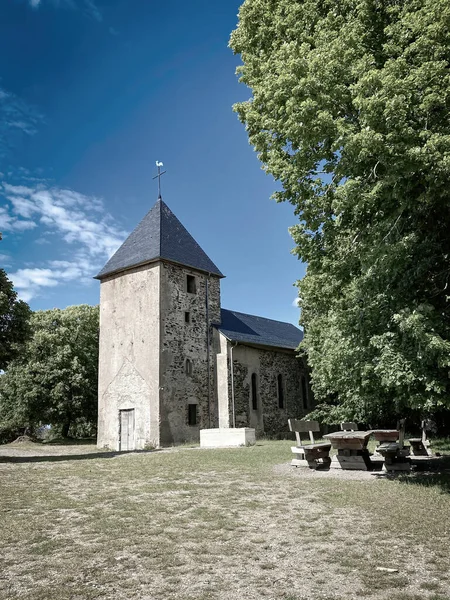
216 330 299 352
95 256 225 281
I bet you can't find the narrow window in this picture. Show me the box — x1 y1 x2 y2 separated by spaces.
251 373 258 410
185 359 192 376
301 376 308 409
184 311 190 324
186 275 196 294
188 404 197 426
277 374 284 409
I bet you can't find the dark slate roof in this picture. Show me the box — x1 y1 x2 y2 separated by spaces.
216 308 303 350
95 198 224 279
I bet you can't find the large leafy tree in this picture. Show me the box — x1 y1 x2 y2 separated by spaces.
230 0 450 423
0 305 99 437
0 268 31 370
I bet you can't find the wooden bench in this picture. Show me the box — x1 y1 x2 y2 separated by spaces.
376 419 411 472
408 420 432 456
377 442 411 471
288 419 331 470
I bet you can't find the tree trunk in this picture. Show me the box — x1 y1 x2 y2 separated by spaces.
61 420 71 438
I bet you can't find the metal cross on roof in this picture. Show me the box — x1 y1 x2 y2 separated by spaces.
152 160 167 199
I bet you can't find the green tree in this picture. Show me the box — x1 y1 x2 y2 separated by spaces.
0 305 99 437
0 269 31 370
230 0 450 424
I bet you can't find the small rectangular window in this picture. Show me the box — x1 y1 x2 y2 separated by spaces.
301 376 308 410
251 373 258 410
186 275 196 294
188 403 197 426
184 311 190 323
277 374 284 409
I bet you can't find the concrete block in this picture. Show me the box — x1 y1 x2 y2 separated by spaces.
200 428 256 448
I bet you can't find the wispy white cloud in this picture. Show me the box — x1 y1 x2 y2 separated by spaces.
0 86 43 157
26 0 119 34
292 297 301 308
3 182 122 256
11 268 59 302
8 196 37 219
2 184 34 196
0 206 37 232
83 0 102 22
1 180 127 301
22 269 58 286
27 0 104 23
7 121 38 135
10 253 102 301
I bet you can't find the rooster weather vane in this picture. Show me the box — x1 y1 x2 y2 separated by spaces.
153 161 167 199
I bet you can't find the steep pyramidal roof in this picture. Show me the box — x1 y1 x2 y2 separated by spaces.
95 198 224 279
216 308 303 350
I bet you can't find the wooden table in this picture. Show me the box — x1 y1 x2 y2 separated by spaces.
323 430 373 470
372 429 399 443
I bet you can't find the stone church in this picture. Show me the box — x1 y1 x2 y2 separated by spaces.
95 195 312 450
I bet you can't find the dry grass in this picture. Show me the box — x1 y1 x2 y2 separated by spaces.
0 440 449 600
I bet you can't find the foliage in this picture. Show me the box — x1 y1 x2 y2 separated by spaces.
230 0 450 424
0 305 99 437
0 269 31 370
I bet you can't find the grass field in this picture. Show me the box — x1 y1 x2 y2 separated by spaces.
1 440 450 600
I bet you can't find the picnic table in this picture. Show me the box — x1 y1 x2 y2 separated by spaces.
372 427 411 472
323 430 373 470
372 429 399 443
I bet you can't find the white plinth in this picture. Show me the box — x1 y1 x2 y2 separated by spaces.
200 428 256 448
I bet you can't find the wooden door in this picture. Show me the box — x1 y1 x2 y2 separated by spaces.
119 409 135 451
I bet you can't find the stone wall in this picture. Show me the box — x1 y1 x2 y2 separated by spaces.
159 262 221 444
227 344 312 437
97 263 161 450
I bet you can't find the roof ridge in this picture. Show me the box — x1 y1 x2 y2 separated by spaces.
217 308 303 350
222 307 299 327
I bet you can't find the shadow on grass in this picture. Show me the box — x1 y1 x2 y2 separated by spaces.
397 471 450 494
371 455 450 494
41 437 97 446
0 449 163 464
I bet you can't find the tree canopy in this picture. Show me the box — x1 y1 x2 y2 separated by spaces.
230 0 450 423
0 305 99 438
0 269 31 370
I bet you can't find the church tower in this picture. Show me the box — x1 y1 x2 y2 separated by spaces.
95 197 223 450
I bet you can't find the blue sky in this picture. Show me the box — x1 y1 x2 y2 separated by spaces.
0 0 305 326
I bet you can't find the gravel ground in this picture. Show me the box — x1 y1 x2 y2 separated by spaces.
274 461 385 481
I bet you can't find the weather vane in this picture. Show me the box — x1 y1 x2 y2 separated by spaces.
153 160 167 199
